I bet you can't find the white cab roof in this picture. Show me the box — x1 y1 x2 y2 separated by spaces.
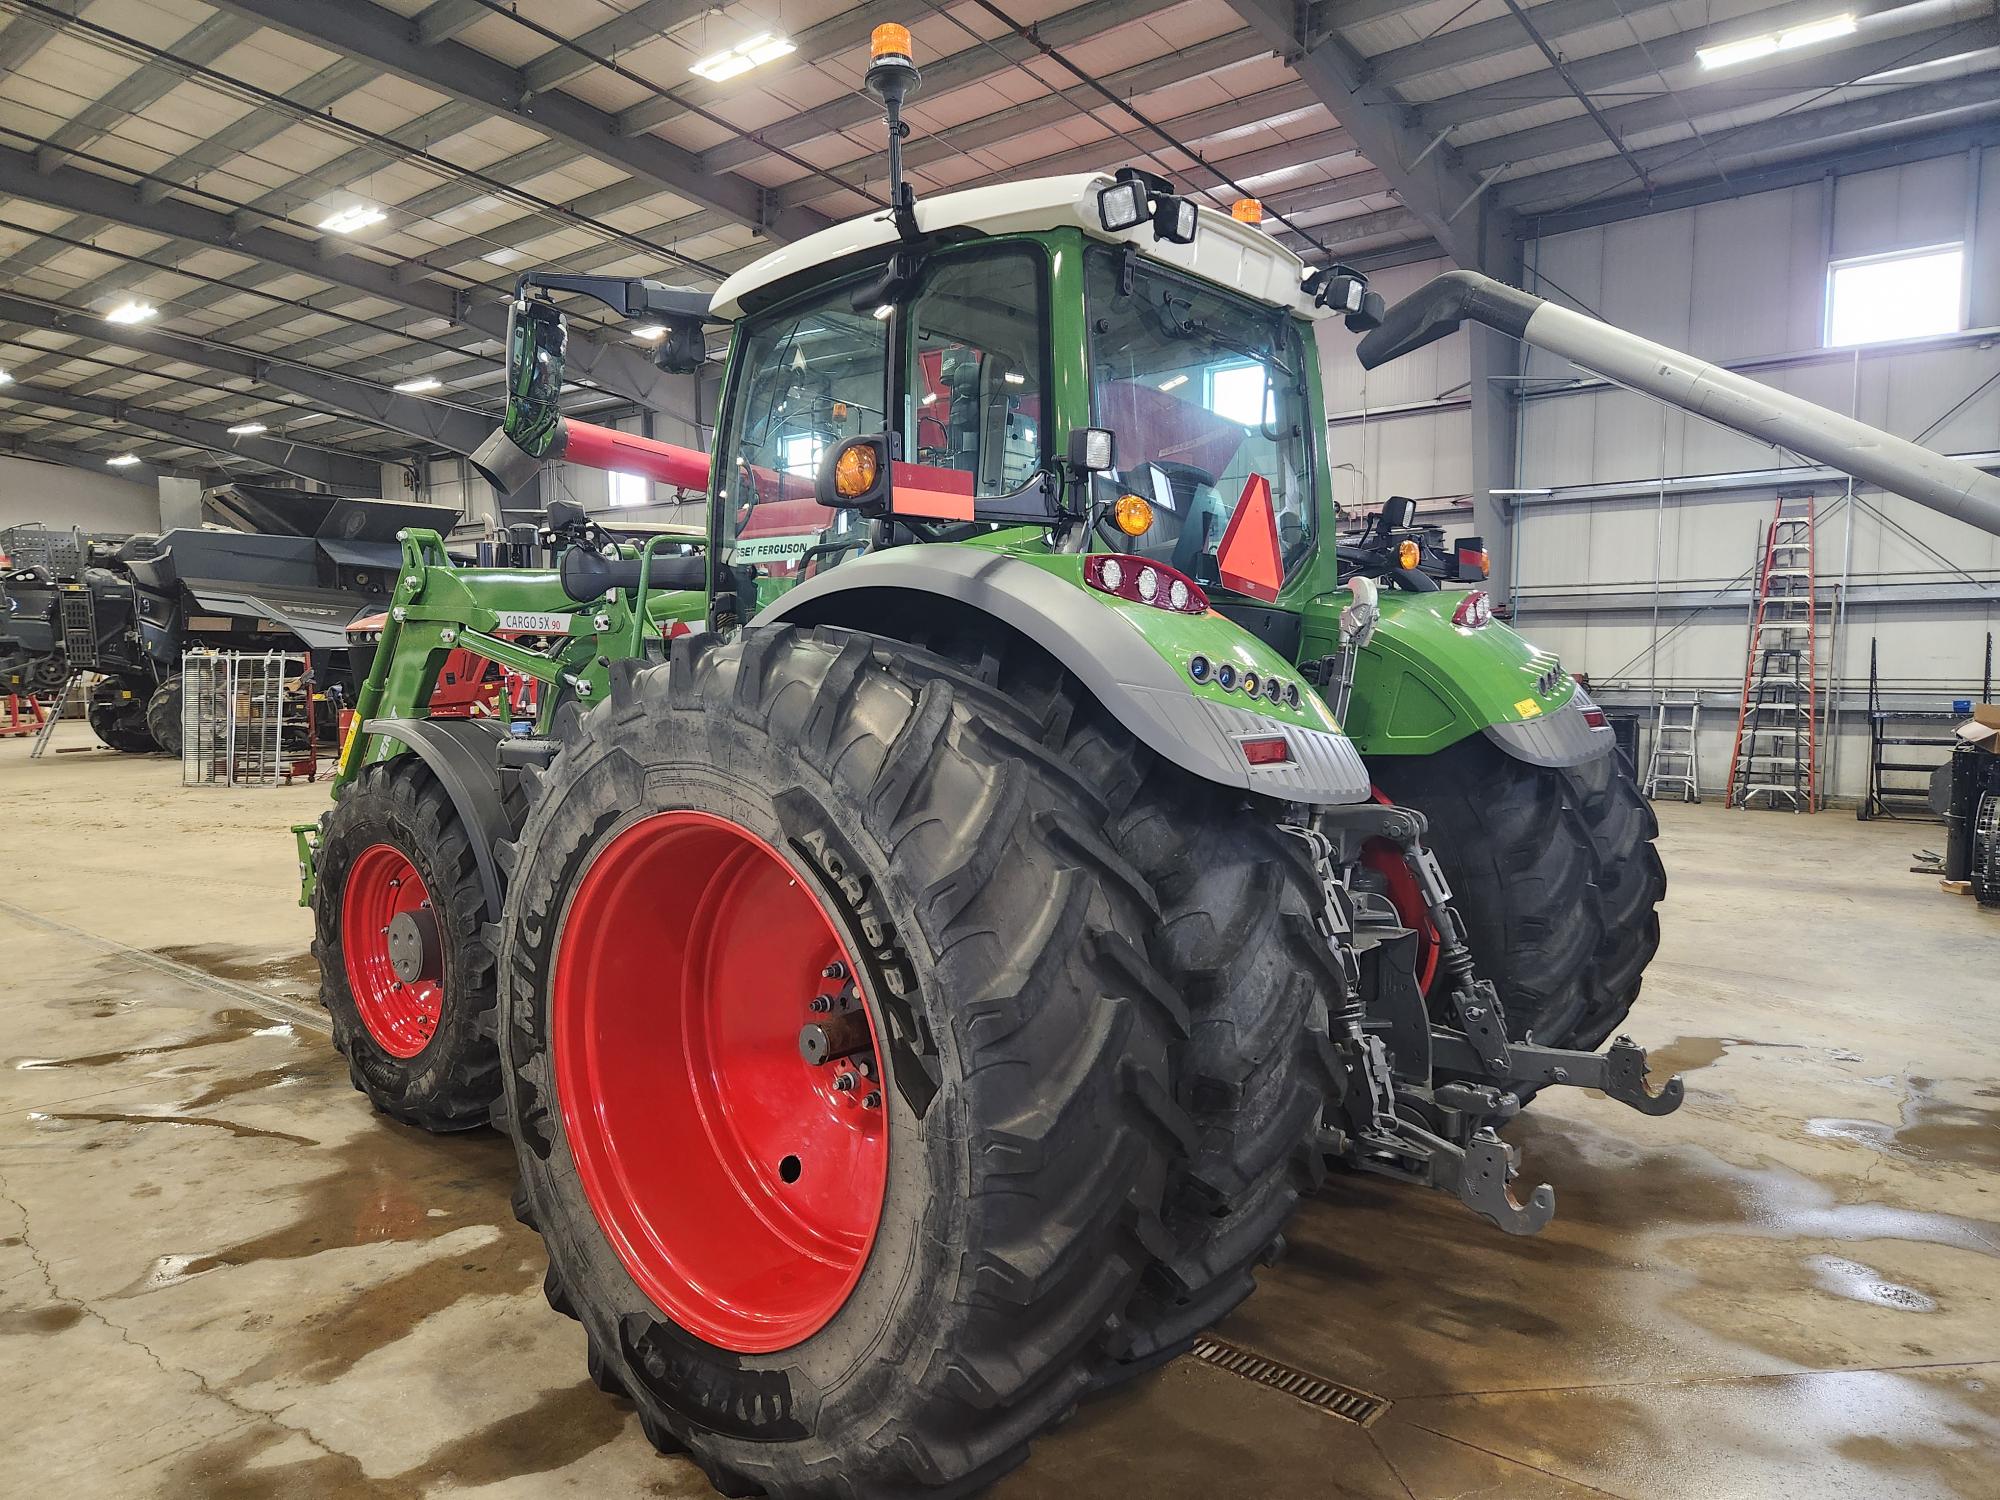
709 173 1328 322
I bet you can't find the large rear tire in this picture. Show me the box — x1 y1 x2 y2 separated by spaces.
311 757 500 1131
86 675 157 753
1372 735 1664 1051
496 626 1194 1498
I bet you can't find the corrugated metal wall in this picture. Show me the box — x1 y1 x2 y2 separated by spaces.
1507 148 2000 804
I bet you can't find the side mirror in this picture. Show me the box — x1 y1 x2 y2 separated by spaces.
1346 290 1386 334
1379 495 1417 532
651 317 706 375
816 434 892 515
545 498 588 533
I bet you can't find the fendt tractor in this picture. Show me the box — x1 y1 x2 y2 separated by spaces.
294 26 2000 1500
0 495 458 754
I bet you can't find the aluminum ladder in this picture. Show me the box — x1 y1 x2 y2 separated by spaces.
1725 497 1820 811
27 670 82 759
1645 696 1702 802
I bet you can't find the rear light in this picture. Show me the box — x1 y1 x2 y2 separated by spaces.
1084 555 1208 614
1452 589 1492 628
1582 706 1609 728
1240 735 1293 766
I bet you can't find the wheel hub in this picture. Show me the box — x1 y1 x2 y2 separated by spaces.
339 843 445 1059
552 810 889 1354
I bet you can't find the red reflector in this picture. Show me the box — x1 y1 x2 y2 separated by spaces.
1582 707 1608 728
1217 474 1284 602
1241 735 1293 766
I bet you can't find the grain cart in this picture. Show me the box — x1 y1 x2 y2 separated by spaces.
297 24 2000 1497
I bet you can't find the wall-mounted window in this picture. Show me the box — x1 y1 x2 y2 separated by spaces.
1825 243 1963 347
607 469 649 507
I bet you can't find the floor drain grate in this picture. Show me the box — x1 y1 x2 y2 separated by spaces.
1188 1335 1388 1426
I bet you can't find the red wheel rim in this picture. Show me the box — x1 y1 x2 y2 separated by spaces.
340 843 445 1059
1363 789 1439 993
552 810 889 1354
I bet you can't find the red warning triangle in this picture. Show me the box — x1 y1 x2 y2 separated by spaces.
1217 474 1283 602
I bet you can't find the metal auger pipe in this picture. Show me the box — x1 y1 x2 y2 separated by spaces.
1357 270 2000 539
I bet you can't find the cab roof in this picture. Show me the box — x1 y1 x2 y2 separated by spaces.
709 173 1329 323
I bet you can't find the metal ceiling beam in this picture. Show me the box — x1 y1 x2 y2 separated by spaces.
776 29 1271 210
520 0 712 95
1364 0 1683 91
1459 17 2000 176
204 0 834 242
0 294 493 454
704 0 1184 174
1498 69 2000 210
138 57 379 205
1272 204 1426 258
615 0 910 137
0 435 193 485
1422 0 1926 133
1311 0 1441 30
1230 0 1496 267
0 2 79 76
0 385 382 491
0 144 685 410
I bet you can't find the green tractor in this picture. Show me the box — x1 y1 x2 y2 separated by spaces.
291 27 2000 1498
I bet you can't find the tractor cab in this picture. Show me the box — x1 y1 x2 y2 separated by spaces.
699 169 1379 649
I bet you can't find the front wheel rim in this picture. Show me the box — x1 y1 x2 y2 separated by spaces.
340 843 445 1059
552 810 890 1354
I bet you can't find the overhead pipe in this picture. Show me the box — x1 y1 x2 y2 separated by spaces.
1358 270 2000 539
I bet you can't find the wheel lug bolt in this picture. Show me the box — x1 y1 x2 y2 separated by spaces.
833 1072 857 1092
808 995 832 1013
822 961 846 979
862 1091 881 1109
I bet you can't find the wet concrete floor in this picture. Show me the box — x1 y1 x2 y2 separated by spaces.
2 723 1998 1497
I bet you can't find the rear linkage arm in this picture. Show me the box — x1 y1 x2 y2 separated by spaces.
1288 803 1682 1237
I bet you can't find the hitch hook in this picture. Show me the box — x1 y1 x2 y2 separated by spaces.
1601 1034 1685 1117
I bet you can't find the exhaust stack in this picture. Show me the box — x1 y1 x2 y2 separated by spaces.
1358 270 2000 538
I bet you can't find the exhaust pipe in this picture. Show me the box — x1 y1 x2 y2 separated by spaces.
1357 270 2000 538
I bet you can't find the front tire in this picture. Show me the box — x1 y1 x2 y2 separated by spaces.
146 674 184 759
1372 735 1664 1050
86 675 157 753
497 627 1192 1498
311 757 500 1131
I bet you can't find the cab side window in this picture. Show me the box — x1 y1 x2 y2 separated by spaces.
907 251 1046 496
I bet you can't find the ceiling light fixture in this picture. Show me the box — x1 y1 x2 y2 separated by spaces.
104 300 156 325
319 203 387 233
690 31 797 83
1698 12 1855 69
0 369 11 385
1159 374 1189 392
630 323 668 341
871 304 893 321
106 453 141 467
392 376 443 393
227 422 267 435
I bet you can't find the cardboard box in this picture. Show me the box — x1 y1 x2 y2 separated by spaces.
1956 703 2000 752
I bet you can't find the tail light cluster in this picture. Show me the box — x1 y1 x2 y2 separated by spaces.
1452 589 1493 628
1084 554 1208 615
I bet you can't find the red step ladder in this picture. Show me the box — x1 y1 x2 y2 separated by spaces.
1725 497 1820 811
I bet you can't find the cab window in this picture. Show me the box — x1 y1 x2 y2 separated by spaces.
906 249 1046 495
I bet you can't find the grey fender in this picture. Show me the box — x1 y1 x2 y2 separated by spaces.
755 549 1372 804
1482 684 1616 769
362 716 511 917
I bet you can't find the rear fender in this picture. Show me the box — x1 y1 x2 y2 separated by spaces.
755 548 1371 804
1308 588 1613 766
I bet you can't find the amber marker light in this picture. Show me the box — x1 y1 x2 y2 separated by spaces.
1112 493 1154 536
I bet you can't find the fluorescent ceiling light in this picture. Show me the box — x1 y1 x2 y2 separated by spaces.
1159 374 1189 391
1003 371 1026 385
106 454 141 467
1489 487 1553 496
480 247 523 266
0 369 11 385
630 323 668 341
920 391 937 405
104 300 156 325
319 203 387 233
871 304 893 321
1699 12 1855 70
392 376 442 393
227 422 267 435
690 31 797 82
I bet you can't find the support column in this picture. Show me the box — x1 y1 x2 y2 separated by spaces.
157 474 202 533
1467 208 1525 606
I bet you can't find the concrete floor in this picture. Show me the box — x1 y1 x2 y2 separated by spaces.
3 719 1998 1500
